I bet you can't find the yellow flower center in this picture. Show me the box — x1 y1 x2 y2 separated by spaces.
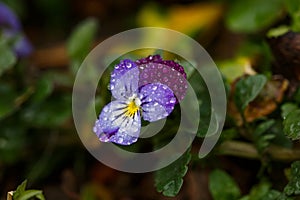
125 98 141 117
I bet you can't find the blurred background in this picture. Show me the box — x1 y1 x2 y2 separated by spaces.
1 0 300 199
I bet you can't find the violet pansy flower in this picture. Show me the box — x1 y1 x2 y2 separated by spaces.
0 2 33 57
93 55 187 145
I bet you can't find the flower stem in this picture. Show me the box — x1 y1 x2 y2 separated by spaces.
218 140 300 162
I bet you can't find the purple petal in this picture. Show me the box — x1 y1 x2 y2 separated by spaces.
0 2 21 31
93 100 141 145
13 34 33 57
2 28 33 58
110 59 139 100
136 55 187 103
139 83 176 122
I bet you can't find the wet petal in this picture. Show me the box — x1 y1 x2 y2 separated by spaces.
93 100 141 145
139 83 176 122
136 55 187 102
110 59 139 100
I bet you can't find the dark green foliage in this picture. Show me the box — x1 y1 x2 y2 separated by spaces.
284 161 300 196
283 110 300 140
155 149 191 197
234 74 267 112
0 40 16 76
209 169 241 200
253 120 275 152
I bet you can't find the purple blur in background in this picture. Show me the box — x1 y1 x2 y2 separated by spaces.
0 2 33 57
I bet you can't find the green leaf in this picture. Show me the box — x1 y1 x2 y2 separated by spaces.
234 74 267 112
225 0 283 33
12 180 45 200
0 41 17 76
155 149 191 197
254 120 276 152
285 0 300 31
14 180 27 197
35 193 46 200
281 103 299 119
67 18 98 74
187 71 211 137
269 121 293 148
254 120 275 136
284 161 300 195
18 190 44 200
283 109 300 140
243 181 272 200
31 77 54 103
267 26 290 38
209 169 241 200
285 0 300 15
261 190 293 200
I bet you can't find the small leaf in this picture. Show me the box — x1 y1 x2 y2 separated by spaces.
270 121 293 149
209 169 241 200
267 26 290 38
12 180 45 200
285 0 300 31
284 161 300 195
281 103 299 119
13 180 27 198
234 74 267 112
18 190 44 200
35 193 46 200
225 0 283 33
283 109 300 140
67 18 98 74
261 190 293 200
155 149 191 197
31 77 54 103
0 41 17 76
243 181 272 200
254 120 275 136
254 120 276 152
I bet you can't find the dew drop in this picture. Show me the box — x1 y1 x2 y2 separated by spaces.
107 84 114 90
170 98 176 104
163 67 168 73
